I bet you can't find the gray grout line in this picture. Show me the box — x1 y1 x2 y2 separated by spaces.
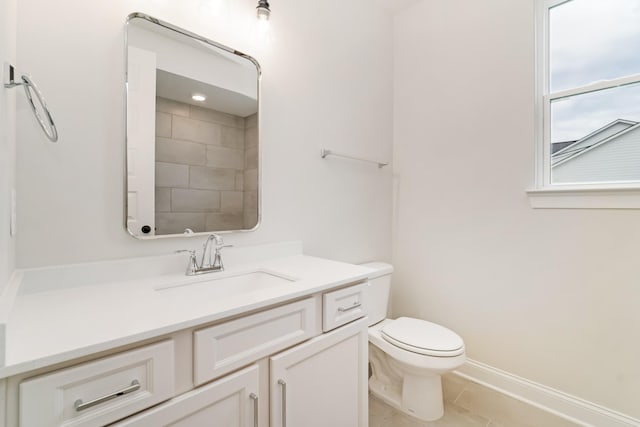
453 384 467 405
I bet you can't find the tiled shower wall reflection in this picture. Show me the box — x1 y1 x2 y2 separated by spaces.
154 97 258 234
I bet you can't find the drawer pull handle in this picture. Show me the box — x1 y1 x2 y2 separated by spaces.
250 393 259 427
338 302 361 313
74 380 140 412
278 379 287 427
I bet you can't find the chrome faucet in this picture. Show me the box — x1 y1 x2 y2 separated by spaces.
177 234 232 275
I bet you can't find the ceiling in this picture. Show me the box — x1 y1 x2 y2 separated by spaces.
156 69 257 117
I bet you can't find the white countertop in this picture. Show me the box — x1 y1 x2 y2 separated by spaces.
0 243 373 379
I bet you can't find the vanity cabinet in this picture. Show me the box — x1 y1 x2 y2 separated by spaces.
7 281 369 427
117 318 369 427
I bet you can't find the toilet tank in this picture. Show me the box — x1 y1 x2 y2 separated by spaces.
360 262 394 326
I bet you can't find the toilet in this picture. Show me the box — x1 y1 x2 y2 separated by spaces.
363 262 466 422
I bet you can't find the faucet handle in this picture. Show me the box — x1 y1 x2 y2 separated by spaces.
176 250 199 275
211 244 233 271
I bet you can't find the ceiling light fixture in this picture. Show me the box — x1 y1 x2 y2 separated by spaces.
257 0 270 20
191 94 206 102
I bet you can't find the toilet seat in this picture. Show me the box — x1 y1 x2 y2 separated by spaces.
381 317 464 357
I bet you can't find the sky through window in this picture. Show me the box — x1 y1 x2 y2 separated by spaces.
549 0 640 142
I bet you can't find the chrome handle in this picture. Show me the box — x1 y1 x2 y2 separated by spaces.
338 302 362 313
74 380 140 412
250 393 259 427
278 379 287 427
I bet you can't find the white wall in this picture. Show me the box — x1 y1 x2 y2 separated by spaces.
393 0 640 419
0 0 17 292
15 0 393 267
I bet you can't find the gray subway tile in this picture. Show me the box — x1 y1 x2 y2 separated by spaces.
245 146 258 170
155 212 206 235
172 115 221 145
235 171 244 191
156 112 172 138
190 166 237 190
205 213 244 231
206 145 244 170
245 124 258 149
156 97 190 117
171 189 220 212
155 188 171 212
221 126 245 149
245 113 258 129
244 168 258 191
156 162 189 188
221 191 244 213
190 105 245 128
156 137 206 165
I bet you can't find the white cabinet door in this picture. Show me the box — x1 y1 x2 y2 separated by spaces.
270 317 368 427
112 365 259 427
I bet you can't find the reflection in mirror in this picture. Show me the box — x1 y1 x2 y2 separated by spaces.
125 13 260 238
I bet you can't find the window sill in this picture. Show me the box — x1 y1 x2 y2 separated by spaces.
526 186 640 209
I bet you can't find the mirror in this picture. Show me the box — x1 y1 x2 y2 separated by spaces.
125 13 260 238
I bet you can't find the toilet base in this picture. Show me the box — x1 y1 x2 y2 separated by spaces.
369 344 445 421
370 373 444 422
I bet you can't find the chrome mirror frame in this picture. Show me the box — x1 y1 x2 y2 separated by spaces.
124 12 262 239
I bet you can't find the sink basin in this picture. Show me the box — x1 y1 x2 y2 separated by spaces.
154 269 297 293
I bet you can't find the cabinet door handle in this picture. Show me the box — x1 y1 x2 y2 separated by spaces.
249 393 259 427
338 302 361 313
74 380 140 412
278 379 287 427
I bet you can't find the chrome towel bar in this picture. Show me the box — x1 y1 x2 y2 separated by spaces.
4 63 58 142
320 148 388 168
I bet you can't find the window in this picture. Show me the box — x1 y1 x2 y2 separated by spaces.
530 0 640 208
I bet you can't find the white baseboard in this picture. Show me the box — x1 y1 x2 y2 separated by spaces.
455 359 640 427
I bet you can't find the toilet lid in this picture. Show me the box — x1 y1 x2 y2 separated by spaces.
381 317 464 357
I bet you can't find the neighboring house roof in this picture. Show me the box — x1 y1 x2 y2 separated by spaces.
552 119 638 166
552 122 640 183
551 140 577 154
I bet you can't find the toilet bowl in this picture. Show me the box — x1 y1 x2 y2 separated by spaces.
362 262 466 422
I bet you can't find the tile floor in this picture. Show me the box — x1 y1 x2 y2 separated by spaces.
369 374 580 427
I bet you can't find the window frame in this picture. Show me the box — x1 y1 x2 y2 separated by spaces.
528 0 640 209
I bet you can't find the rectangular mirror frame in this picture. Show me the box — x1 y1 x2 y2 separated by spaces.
124 12 261 239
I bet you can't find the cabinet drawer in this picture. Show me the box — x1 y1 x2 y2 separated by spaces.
19 340 175 427
323 282 368 332
194 297 317 385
